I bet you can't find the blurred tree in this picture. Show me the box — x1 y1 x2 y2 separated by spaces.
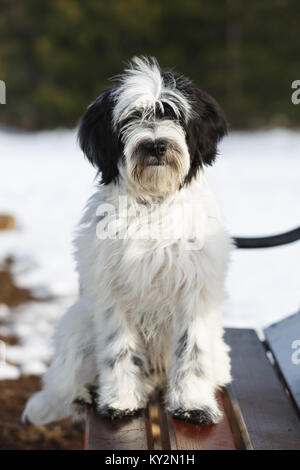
0 0 299 129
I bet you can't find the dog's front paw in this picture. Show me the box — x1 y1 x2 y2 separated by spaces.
97 389 147 420
99 405 144 420
170 406 222 425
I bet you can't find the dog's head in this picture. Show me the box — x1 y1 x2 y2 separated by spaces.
78 57 227 200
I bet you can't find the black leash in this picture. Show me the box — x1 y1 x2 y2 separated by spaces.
233 226 300 249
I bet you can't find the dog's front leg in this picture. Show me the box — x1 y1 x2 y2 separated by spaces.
167 306 222 424
95 307 150 418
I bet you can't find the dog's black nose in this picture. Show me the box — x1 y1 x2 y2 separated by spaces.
143 141 156 155
142 140 167 158
156 141 166 157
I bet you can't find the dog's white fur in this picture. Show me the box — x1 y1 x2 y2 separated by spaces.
112 57 192 126
23 57 231 426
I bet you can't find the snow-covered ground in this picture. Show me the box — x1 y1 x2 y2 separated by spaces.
0 127 299 378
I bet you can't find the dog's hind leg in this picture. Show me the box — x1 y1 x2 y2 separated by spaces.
22 296 96 425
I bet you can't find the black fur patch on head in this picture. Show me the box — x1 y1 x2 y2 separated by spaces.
78 89 122 185
172 74 228 184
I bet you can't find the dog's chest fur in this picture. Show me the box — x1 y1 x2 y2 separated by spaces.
75 175 229 335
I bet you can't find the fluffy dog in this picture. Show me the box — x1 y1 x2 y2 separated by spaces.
23 57 231 425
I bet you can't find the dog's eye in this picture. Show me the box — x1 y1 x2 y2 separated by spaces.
120 111 143 129
155 102 185 125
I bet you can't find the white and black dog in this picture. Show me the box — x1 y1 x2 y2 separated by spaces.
23 57 232 426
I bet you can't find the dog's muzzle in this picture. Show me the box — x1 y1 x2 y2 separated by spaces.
139 139 167 166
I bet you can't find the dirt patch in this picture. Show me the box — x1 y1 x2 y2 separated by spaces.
0 269 35 307
0 375 84 450
0 259 84 450
0 258 36 308
0 334 19 346
0 215 16 230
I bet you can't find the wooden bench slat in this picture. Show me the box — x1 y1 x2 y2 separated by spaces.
85 390 236 450
168 391 237 450
225 328 300 450
264 311 300 414
85 407 151 450
145 391 173 450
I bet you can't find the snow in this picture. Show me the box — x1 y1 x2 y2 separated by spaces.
0 127 299 378
208 129 300 328
0 128 95 296
0 297 73 379
0 363 20 380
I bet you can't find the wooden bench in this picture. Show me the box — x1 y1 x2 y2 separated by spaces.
85 312 300 450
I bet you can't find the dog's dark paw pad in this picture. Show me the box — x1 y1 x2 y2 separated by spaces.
171 407 219 424
73 397 89 407
87 384 99 404
71 400 89 421
99 406 144 420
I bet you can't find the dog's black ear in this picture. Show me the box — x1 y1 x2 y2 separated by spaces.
188 88 227 166
176 76 227 183
78 89 121 185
